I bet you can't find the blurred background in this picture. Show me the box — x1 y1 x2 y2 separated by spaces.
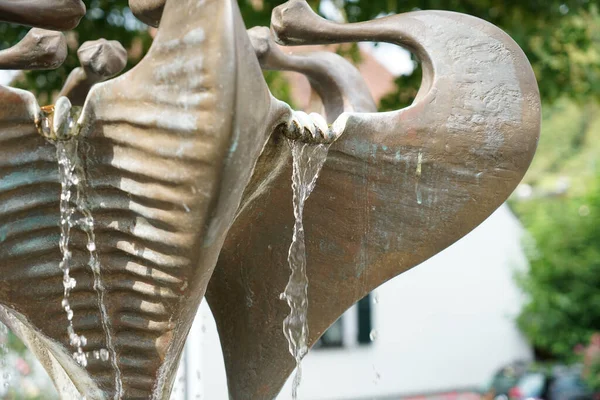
1 0 600 399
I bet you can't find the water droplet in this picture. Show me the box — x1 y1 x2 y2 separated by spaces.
373 293 379 304
86 242 96 252
78 354 88 367
372 365 381 383
99 349 110 362
72 351 88 367
369 329 378 341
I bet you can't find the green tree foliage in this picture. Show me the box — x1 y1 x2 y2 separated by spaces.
514 184 600 359
0 0 153 104
518 100 600 195
3 1 599 107
349 0 600 109
510 99 600 362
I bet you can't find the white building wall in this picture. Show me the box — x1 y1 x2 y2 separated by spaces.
174 204 533 400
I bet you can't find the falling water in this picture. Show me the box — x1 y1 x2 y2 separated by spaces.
0 323 9 389
281 139 330 400
56 134 123 398
57 139 88 367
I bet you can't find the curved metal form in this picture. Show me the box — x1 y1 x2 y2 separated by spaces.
206 1 541 398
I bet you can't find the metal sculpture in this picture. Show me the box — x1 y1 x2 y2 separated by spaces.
0 28 67 70
0 0 540 398
0 0 85 30
58 39 128 106
129 0 164 28
206 2 541 398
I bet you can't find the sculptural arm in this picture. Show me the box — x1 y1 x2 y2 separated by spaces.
208 4 542 399
129 0 165 28
248 26 376 123
272 0 540 176
0 28 66 70
58 39 127 106
0 0 85 30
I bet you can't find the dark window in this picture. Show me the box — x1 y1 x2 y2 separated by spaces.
357 293 373 345
315 292 374 349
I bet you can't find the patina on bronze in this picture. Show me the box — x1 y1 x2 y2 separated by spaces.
0 0 540 398
206 1 541 398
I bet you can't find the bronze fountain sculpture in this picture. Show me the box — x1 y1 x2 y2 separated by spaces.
0 0 540 399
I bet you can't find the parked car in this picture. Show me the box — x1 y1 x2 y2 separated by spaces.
508 365 595 400
508 371 549 400
482 361 531 400
548 366 594 400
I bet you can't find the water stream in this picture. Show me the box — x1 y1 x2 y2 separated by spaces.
57 139 88 367
0 323 8 389
281 139 330 400
55 119 123 397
